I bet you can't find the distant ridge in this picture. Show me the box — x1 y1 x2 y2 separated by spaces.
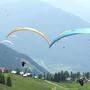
0 44 48 74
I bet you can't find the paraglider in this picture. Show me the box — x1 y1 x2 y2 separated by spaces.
21 60 26 67
0 40 14 45
20 59 34 76
49 28 90 48
62 46 66 48
7 27 50 46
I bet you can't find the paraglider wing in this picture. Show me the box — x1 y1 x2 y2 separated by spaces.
7 27 50 45
0 40 14 45
49 28 90 48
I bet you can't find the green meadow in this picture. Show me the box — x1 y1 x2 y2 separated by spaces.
0 74 90 90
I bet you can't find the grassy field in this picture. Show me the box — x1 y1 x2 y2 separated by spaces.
0 74 90 90
58 82 90 90
0 74 62 90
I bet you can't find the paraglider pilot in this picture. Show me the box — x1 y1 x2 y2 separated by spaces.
21 61 26 67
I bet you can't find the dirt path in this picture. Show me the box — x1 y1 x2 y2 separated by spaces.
45 80 68 90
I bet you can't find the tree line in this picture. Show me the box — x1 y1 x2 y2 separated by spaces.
0 72 12 87
39 71 90 83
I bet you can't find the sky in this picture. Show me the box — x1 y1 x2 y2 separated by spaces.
41 0 90 22
0 0 21 4
0 0 90 73
0 0 90 21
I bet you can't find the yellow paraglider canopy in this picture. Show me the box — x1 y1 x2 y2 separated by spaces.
7 27 50 46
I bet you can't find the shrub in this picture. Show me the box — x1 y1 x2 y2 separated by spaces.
6 76 12 87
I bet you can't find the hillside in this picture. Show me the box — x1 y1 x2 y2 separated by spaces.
0 44 48 74
0 74 62 90
0 74 90 90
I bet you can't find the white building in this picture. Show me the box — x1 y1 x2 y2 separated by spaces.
11 70 17 74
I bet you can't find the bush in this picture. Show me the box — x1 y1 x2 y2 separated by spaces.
6 76 12 87
2 74 5 85
0 73 5 85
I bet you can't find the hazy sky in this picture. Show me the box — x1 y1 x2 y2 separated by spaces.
0 0 90 73
41 0 90 22
1 0 90 21
0 0 21 3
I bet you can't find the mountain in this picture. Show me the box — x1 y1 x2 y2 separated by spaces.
0 44 48 74
0 0 90 73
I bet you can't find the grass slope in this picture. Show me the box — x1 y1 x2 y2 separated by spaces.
0 74 61 90
0 74 90 90
58 82 90 90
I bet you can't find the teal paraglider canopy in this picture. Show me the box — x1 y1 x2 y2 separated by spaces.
49 28 90 48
